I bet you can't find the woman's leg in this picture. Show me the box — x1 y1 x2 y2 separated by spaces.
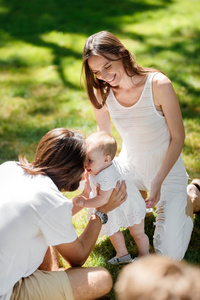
154 178 200 260
128 220 149 256
153 174 193 260
187 179 200 214
66 267 112 300
109 231 129 258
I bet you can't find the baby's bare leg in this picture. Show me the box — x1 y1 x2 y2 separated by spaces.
109 231 129 258
140 190 147 199
128 220 149 256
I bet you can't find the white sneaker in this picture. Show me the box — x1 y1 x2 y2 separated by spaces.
108 254 132 265
131 257 138 262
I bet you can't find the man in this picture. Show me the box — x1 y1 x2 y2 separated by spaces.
0 128 127 300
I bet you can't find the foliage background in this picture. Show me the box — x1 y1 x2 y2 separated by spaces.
0 0 199 298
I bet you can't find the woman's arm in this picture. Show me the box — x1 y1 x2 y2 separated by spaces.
146 73 185 208
93 89 111 134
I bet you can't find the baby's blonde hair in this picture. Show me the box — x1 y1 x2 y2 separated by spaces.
86 131 117 160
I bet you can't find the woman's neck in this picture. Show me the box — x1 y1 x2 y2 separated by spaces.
111 74 148 107
113 74 146 92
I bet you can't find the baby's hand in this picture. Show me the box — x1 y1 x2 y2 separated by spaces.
73 195 85 207
82 170 91 198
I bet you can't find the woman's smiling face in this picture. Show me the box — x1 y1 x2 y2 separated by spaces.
88 54 125 87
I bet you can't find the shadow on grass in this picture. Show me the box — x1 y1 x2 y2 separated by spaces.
135 27 200 118
185 213 200 266
0 0 199 113
0 0 171 37
0 0 172 89
0 121 51 161
90 213 155 299
90 212 200 299
0 108 96 162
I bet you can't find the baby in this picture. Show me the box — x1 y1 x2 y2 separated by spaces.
73 131 149 264
115 255 200 300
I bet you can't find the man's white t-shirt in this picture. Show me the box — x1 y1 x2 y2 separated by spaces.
0 162 77 300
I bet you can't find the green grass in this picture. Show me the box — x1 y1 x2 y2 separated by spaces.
0 0 200 298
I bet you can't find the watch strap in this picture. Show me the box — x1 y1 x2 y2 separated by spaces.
92 209 108 224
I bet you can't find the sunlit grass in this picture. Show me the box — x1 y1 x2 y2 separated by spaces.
0 0 199 298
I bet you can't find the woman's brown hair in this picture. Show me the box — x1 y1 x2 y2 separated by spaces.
82 30 155 109
19 128 86 192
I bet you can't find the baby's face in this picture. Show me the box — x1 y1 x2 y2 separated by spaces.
85 147 107 176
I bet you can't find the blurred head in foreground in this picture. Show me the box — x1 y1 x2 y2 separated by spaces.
115 254 200 300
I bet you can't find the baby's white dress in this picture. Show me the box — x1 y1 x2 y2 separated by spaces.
88 158 146 237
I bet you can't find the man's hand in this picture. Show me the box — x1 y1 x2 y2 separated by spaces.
98 181 127 214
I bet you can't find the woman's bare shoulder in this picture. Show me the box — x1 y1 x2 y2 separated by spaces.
152 73 178 108
152 72 172 89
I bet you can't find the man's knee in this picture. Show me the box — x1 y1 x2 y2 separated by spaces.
67 266 113 300
96 267 113 293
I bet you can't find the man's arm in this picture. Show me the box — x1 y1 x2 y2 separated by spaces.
56 181 127 267
38 246 60 271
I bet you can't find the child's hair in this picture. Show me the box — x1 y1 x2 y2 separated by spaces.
86 131 117 160
115 255 200 300
18 128 86 192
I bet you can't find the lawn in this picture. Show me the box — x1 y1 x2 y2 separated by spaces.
0 0 200 298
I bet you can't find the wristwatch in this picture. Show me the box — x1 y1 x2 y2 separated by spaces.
93 210 108 224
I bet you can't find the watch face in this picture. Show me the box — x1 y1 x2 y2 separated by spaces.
102 213 108 224
95 211 108 224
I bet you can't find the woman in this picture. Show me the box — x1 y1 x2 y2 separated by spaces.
82 30 200 260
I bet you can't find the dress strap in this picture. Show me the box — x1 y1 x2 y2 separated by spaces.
149 71 160 83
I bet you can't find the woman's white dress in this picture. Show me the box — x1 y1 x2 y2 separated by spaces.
105 72 193 260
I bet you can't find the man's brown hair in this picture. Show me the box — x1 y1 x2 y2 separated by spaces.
19 128 86 191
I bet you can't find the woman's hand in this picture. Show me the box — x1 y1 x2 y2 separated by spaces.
98 181 127 214
145 179 161 208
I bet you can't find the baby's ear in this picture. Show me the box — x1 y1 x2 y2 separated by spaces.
105 155 112 163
